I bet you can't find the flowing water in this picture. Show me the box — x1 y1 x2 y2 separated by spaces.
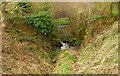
58 41 79 51
60 41 69 50
56 24 79 51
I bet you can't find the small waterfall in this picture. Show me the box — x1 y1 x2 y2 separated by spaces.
60 41 69 50
56 41 79 51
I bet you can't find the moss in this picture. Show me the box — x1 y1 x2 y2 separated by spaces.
53 18 69 25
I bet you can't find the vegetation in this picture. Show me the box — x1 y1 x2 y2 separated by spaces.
1 2 118 74
88 15 106 23
27 3 54 36
53 18 69 25
16 2 32 13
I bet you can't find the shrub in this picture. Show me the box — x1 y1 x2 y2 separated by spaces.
27 3 54 36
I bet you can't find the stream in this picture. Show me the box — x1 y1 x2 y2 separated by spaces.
56 25 80 51
57 41 79 51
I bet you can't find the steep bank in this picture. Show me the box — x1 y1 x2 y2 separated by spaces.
52 21 118 74
2 20 118 74
2 24 52 74
1 2 118 74
72 21 118 74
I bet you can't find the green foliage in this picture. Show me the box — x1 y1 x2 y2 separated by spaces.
27 3 54 36
53 50 59 57
79 12 85 19
111 3 118 17
53 18 69 25
50 36 62 47
40 2 51 11
111 9 118 17
42 52 51 62
57 51 76 74
64 51 76 62
69 37 81 46
60 63 70 74
12 16 26 24
72 38 81 45
88 15 105 23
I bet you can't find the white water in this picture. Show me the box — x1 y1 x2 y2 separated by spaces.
58 41 79 51
60 42 69 50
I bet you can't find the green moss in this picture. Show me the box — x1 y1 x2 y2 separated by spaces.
53 18 69 25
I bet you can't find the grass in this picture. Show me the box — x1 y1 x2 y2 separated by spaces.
60 63 70 74
53 50 59 57
42 53 52 62
88 15 106 23
53 18 69 25
25 45 52 63
64 51 76 62
53 51 76 74
72 21 118 74
19 36 31 42
3 5 118 73
88 10 118 23
111 9 118 17
26 45 38 53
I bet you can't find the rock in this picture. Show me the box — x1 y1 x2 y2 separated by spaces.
57 25 68 29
